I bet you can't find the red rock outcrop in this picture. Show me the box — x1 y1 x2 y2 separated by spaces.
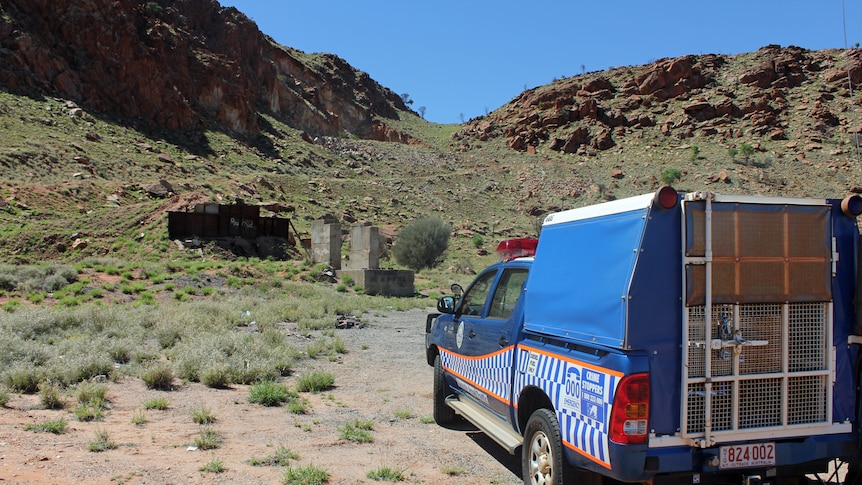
0 0 411 140
455 44 860 155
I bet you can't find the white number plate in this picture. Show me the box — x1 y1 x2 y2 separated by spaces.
719 442 776 469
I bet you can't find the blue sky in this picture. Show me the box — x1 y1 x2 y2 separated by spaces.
220 1 861 124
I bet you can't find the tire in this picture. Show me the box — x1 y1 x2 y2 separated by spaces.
433 354 456 425
522 408 567 485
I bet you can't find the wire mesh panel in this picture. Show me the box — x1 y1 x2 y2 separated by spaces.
788 375 828 425
687 305 734 379
739 378 783 429
788 304 828 372
686 383 706 434
738 304 782 375
710 380 734 432
684 303 830 436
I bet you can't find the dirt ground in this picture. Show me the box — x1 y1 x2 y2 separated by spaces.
0 308 523 484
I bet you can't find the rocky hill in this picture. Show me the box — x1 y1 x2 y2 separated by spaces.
0 0 419 143
463 46 862 151
1 0 861 265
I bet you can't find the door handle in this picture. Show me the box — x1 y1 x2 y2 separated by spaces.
498 336 509 347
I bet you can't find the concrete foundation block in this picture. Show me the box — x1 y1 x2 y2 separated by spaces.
337 269 414 297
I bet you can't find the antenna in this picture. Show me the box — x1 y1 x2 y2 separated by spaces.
842 0 862 167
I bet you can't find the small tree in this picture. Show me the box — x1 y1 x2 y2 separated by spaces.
393 217 451 271
690 145 700 162
728 147 739 161
418 106 427 119
740 143 755 164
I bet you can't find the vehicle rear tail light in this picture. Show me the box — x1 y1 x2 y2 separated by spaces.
656 186 678 209
610 373 649 445
496 238 538 262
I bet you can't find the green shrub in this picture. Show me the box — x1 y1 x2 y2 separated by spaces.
200 365 232 389
4 366 45 393
287 396 311 414
0 387 9 407
199 456 225 473
471 234 484 248
740 143 755 162
394 409 414 419
60 353 114 384
367 466 405 481
88 428 116 452
141 364 174 390
24 417 67 434
728 147 739 161
283 464 329 485
441 465 466 476
156 327 182 349
339 419 374 443
76 381 107 407
194 427 223 450
74 403 103 421
192 405 217 425
248 380 292 406
248 445 297 466
660 167 682 185
2 299 22 312
39 382 65 409
295 371 335 393
143 397 170 410
108 345 131 364
132 409 148 425
393 217 451 271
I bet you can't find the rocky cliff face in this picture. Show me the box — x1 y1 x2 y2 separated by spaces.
457 45 862 156
0 0 415 141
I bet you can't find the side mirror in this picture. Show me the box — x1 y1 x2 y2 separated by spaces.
437 295 458 314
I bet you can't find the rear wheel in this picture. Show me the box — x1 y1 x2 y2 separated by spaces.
522 408 567 485
433 354 456 425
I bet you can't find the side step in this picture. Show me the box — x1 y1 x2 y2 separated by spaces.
445 396 522 454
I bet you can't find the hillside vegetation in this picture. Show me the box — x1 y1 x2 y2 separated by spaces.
1 0 861 280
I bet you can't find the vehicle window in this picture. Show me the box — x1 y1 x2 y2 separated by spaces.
460 270 497 316
488 269 528 319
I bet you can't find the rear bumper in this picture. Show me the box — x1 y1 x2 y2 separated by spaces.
569 433 857 483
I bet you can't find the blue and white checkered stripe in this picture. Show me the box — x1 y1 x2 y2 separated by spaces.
515 346 619 468
440 347 514 404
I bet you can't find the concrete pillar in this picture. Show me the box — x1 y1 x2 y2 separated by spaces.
347 224 379 270
311 220 341 269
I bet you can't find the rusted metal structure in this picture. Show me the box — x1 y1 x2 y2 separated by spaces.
167 203 294 244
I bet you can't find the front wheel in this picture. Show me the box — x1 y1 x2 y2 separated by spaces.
522 408 567 485
433 354 456 425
